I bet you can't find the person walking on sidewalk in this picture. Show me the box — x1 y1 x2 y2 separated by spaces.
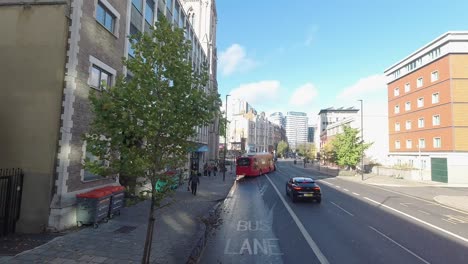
213 165 218 176
189 172 201 195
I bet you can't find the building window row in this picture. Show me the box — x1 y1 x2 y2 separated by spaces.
393 92 440 114
395 137 441 149
394 114 440 131
394 71 439 98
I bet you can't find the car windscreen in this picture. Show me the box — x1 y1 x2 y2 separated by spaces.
294 178 314 184
237 158 251 166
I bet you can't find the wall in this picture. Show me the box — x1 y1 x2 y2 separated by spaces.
0 3 68 233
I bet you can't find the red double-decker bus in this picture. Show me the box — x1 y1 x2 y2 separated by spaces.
236 152 275 177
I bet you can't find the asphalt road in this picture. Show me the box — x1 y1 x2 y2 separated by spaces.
199 160 468 264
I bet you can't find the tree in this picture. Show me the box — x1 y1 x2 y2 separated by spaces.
297 143 316 161
83 17 219 263
320 140 336 165
276 140 288 157
331 125 372 169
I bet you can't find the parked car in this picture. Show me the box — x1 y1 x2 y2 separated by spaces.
285 177 321 203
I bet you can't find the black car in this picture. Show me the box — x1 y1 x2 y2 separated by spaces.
285 177 321 203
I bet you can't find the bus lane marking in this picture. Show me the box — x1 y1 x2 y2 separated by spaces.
265 175 330 264
223 220 282 256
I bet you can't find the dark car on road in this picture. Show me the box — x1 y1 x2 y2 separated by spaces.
285 177 321 203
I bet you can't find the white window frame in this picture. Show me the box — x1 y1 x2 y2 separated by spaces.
432 115 440 126
395 140 401 149
406 120 412 130
431 70 439 82
417 97 424 108
88 55 117 90
94 0 121 38
405 101 411 111
418 118 425 128
418 138 425 149
433 137 441 148
404 83 410 92
395 122 400 131
394 105 400 114
394 87 400 96
417 77 423 88
406 139 412 149
432 92 440 104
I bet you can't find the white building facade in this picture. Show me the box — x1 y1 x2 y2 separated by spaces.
285 112 308 151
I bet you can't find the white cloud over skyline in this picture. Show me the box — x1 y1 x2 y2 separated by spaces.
288 83 319 107
229 80 281 105
336 74 387 100
218 44 256 76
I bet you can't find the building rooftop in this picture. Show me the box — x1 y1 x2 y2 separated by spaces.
318 107 358 115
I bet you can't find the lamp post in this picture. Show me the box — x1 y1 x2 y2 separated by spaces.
418 143 422 180
223 94 230 182
358 99 364 181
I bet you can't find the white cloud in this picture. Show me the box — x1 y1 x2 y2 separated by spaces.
289 83 319 107
337 74 387 100
229 80 281 105
218 44 256 76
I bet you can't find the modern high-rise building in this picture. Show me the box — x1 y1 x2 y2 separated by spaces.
269 112 285 128
308 124 316 143
285 112 308 151
384 31 468 184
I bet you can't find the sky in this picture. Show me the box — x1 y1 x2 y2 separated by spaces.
215 0 468 124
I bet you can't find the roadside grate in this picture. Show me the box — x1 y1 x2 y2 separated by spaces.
113 225 137 234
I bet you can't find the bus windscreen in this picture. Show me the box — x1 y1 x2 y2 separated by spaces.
237 158 250 166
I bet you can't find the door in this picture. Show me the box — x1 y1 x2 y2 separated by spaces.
431 158 448 183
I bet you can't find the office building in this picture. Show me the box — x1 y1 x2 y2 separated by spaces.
285 112 308 151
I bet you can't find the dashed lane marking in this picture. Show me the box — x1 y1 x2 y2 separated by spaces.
364 197 468 244
352 192 360 196
330 202 354 216
369 226 430 264
343 188 349 192
417 210 430 215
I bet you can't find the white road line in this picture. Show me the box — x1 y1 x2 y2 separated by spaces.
352 192 360 196
364 197 468 244
369 226 430 264
265 175 330 264
400 203 412 207
418 210 431 215
343 188 349 192
369 185 468 215
442 219 457 225
328 178 336 180
335 185 341 188
330 202 354 216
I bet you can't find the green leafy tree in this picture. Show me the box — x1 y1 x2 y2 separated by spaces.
83 17 219 263
331 125 372 169
276 140 288 158
297 143 316 161
320 140 336 165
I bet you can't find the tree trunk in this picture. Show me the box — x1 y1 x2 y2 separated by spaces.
142 181 157 264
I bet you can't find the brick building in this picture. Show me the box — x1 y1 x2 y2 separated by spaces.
384 32 468 183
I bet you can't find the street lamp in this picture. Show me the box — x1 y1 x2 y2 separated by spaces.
223 94 230 182
358 99 364 181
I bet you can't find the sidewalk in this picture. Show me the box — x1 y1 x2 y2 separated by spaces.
1 171 236 264
303 163 468 214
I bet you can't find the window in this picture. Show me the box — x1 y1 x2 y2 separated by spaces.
430 48 441 59
394 105 400 114
417 77 423 88
432 92 440 104
132 0 142 12
417 97 424 108
395 122 400 131
406 139 412 149
405 83 410 92
395 141 400 149
166 0 173 11
180 12 185 28
90 65 111 90
394 87 400 96
96 1 116 33
418 118 425 128
145 0 154 24
405 101 411 111
174 1 179 24
433 137 441 148
418 138 425 149
433 115 440 126
393 70 401 79
128 23 139 57
406 120 412 130
431 71 439 82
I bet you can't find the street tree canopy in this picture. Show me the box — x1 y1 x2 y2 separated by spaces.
331 125 372 169
297 143 316 161
277 140 288 158
83 17 220 263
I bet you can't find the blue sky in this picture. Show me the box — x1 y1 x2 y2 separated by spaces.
215 0 468 123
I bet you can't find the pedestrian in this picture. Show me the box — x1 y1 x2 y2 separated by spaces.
203 163 208 176
208 165 212 177
213 165 218 176
189 172 201 195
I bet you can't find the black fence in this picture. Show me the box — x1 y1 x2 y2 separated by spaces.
0 168 24 237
